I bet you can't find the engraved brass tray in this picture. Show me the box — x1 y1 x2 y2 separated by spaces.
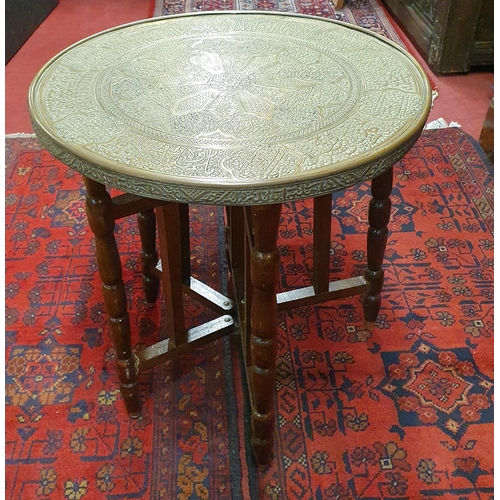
29 12 432 205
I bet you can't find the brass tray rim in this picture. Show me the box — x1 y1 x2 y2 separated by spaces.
28 11 432 203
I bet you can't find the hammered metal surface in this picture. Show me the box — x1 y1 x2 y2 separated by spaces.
29 12 431 205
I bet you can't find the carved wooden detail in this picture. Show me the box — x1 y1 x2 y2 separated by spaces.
382 0 493 73
83 177 141 417
363 167 393 326
248 204 282 470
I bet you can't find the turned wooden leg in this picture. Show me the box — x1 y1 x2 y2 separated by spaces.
137 209 160 304
363 167 393 328
249 203 282 470
84 177 140 417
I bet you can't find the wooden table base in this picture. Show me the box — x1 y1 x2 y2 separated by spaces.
84 166 394 469
83 179 236 417
225 167 393 468
138 203 236 370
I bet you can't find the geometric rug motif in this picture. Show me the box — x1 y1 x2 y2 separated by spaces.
5 136 244 499
6 334 88 409
377 339 493 441
257 128 493 499
5 126 493 499
5 140 157 499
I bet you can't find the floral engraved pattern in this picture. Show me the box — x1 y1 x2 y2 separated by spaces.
106 41 355 144
30 13 429 205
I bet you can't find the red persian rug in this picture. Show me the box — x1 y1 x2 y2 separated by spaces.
252 129 494 499
5 127 493 499
152 0 406 50
5 135 243 499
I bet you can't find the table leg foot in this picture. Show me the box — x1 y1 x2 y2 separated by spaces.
363 167 393 324
252 437 273 471
251 410 275 469
249 203 281 468
84 177 141 417
364 321 376 331
137 209 160 305
119 378 141 418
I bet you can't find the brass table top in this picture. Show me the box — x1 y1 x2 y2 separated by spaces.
29 12 431 205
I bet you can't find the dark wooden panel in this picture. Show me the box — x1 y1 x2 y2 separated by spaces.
429 0 482 74
382 0 433 54
6 0 59 63
475 0 494 42
470 0 494 66
382 0 493 73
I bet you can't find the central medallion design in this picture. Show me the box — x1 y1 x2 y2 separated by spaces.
207 73 252 93
404 360 472 413
377 340 493 441
99 32 362 147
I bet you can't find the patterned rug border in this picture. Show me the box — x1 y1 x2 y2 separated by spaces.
423 128 494 235
152 0 406 49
